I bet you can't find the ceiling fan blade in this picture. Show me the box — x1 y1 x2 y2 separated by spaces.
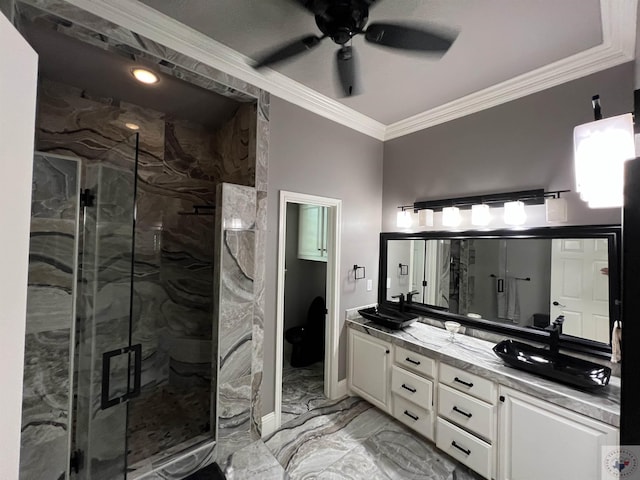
365 22 456 53
290 0 332 20
336 46 359 97
253 35 323 68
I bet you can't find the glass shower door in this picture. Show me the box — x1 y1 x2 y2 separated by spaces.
74 134 140 479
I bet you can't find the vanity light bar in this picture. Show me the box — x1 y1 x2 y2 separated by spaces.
412 189 569 212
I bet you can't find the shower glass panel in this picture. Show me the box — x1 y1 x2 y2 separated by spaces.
20 153 80 480
74 134 139 480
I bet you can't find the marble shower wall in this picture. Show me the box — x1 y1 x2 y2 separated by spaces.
17 0 270 476
20 153 79 480
214 183 258 465
32 76 257 472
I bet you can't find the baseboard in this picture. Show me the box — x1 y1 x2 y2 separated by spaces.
261 412 277 438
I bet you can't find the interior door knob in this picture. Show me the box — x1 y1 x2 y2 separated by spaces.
552 301 566 307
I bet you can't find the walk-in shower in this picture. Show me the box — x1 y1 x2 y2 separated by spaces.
21 135 218 479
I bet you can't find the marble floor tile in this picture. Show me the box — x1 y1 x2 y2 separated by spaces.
224 440 288 480
281 361 327 426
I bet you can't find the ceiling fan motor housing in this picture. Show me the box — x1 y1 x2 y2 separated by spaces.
315 1 369 45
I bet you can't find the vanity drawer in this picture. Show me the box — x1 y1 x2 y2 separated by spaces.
439 363 496 404
393 394 434 441
391 365 433 407
438 384 494 441
394 346 436 379
436 418 492 480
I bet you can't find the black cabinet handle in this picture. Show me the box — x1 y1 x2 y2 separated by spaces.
406 357 421 366
451 441 471 456
401 384 417 393
404 410 419 421
452 406 473 418
385 349 390 354
454 377 474 388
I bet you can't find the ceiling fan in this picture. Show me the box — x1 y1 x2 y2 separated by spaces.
251 0 458 97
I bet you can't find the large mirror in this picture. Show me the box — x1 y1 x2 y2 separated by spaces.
380 226 620 353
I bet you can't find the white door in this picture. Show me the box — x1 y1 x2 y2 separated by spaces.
550 238 610 343
0 14 39 478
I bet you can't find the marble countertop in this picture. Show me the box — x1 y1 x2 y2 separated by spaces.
346 314 620 427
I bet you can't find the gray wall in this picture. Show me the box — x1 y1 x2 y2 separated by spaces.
265 96 384 413
382 63 635 231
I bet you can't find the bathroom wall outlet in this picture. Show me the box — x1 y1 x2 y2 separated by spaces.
366 279 373 291
386 278 391 289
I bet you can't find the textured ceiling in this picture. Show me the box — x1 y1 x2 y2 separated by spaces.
139 0 603 124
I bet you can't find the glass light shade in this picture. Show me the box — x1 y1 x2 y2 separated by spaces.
574 113 635 208
504 201 526 225
545 197 568 223
442 206 461 227
418 209 434 227
471 204 491 226
397 210 412 228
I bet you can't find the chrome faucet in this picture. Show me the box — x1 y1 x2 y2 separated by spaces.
545 315 565 355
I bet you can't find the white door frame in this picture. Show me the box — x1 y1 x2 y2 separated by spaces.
274 190 342 430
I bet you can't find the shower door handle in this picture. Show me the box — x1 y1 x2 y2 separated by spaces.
101 343 142 410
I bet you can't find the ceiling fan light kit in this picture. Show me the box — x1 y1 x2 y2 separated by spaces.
251 0 457 97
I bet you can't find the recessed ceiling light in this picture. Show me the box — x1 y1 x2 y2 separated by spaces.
131 68 159 85
125 122 140 130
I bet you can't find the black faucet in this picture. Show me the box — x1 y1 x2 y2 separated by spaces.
545 315 565 355
406 290 419 305
391 293 405 312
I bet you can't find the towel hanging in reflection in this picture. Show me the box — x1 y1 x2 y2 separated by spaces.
611 320 622 363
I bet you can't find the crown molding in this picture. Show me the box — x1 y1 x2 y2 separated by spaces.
65 0 387 140
66 0 635 142
384 0 638 141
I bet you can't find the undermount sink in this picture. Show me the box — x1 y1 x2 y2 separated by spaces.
358 306 418 330
493 339 611 390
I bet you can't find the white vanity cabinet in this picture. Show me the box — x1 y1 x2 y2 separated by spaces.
436 363 497 479
347 329 392 412
297 204 328 262
390 346 436 440
497 386 618 480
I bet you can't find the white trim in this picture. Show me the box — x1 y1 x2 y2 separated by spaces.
385 0 638 140
275 191 342 432
64 0 386 140
66 0 636 141
261 412 277 439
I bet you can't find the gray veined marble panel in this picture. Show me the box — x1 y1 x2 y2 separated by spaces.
224 440 288 480
215 183 259 464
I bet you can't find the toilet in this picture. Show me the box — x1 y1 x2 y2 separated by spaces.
285 296 325 367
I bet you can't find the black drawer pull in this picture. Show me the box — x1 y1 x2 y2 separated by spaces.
401 383 417 393
404 410 419 421
454 377 474 388
453 406 473 418
451 441 471 456
406 357 421 366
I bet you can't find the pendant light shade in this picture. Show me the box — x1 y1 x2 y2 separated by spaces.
504 201 526 225
471 204 491 226
397 209 412 228
545 197 568 223
442 206 461 227
418 209 434 227
574 113 635 208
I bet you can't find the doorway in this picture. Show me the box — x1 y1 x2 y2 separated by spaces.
274 191 342 431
